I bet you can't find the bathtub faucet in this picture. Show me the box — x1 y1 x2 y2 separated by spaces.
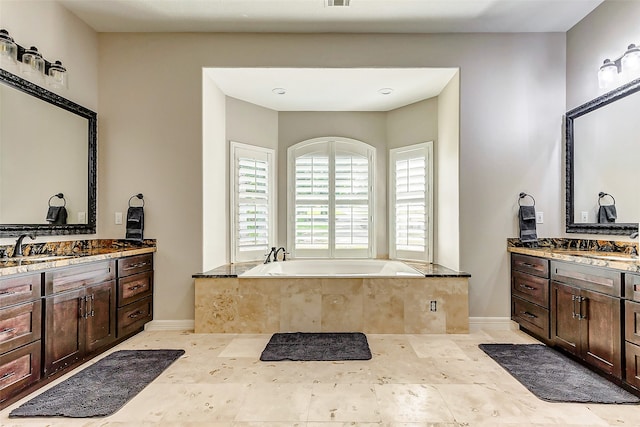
274 247 288 262
264 247 277 264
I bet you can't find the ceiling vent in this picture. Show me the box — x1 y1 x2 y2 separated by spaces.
327 0 351 6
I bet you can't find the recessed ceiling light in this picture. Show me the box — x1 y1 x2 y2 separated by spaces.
378 88 393 95
327 0 351 6
272 88 286 95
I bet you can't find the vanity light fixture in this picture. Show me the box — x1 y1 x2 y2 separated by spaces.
0 29 68 90
378 87 393 95
598 43 640 90
272 87 286 95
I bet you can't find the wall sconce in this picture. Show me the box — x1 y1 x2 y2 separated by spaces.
598 43 640 90
0 29 68 90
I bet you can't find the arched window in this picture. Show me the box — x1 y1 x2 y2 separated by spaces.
288 137 375 258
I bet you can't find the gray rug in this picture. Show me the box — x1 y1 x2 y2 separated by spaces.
480 343 639 404
9 349 184 418
260 332 372 361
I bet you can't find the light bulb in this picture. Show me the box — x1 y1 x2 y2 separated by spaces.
621 44 640 82
598 59 618 89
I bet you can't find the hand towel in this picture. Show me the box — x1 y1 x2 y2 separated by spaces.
125 206 144 240
46 206 68 225
519 205 537 243
598 205 617 223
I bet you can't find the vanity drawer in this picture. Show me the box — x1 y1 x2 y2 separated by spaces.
117 296 152 338
511 254 549 278
0 274 41 308
625 342 640 390
625 273 640 302
625 300 640 346
45 260 115 295
551 261 622 297
511 271 549 308
118 254 153 278
512 296 549 339
0 340 41 404
118 271 153 307
0 300 41 355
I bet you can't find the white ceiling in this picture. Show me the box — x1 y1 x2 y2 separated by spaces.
205 68 458 111
59 0 604 34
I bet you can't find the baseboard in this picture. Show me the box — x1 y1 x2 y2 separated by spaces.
144 320 194 331
469 317 516 331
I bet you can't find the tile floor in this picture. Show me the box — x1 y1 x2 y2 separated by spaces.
1 329 639 426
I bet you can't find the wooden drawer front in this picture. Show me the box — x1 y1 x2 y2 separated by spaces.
511 254 549 278
118 254 153 278
625 300 640 346
45 261 115 295
551 261 622 297
0 340 41 403
0 274 41 308
512 296 549 339
625 273 640 302
0 300 42 355
118 271 153 307
117 296 152 338
625 342 640 390
512 271 549 307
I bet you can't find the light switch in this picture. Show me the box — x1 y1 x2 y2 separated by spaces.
536 211 544 224
581 211 589 222
115 212 123 225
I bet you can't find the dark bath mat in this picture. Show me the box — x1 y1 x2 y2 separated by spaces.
9 349 185 418
260 332 372 361
479 343 639 404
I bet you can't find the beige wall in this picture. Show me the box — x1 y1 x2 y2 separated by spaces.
98 32 565 321
437 72 461 270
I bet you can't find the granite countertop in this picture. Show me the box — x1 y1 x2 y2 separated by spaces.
507 237 640 273
0 239 156 277
193 260 470 278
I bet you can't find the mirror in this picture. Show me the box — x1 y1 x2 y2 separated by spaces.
566 78 640 235
0 69 96 237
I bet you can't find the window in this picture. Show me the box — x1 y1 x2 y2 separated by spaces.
389 142 433 262
288 137 374 258
230 142 276 263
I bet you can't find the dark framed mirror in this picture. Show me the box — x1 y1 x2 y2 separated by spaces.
566 77 640 235
0 68 96 237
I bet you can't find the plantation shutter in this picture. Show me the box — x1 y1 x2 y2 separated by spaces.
294 154 330 253
390 143 432 262
335 153 369 251
231 142 275 262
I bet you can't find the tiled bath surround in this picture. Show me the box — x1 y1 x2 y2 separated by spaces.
194 262 470 334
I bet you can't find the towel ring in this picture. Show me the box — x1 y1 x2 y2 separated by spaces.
128 193 144 207
598 192 616 206
518 192 536 207
48 193 66 207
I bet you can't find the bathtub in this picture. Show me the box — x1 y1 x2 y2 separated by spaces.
239 259 424 278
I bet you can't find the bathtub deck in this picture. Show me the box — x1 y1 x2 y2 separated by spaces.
194 262 469 334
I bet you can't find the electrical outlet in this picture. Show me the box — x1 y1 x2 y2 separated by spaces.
77 212 86 223
581 211 589 222
429 300 437 312
536 211 544 224
115 212 123 225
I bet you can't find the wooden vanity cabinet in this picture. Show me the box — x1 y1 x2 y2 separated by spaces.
0 273 42 404
510 254 550 340
43 261 116 376
624 273 640 389
550 261 622 378
116 254 153 338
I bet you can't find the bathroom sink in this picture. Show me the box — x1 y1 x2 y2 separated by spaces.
2 255 73 263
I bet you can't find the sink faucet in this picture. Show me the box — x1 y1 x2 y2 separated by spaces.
274 247 288 262
13 233 36 257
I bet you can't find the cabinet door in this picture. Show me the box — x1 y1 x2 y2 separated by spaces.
551 281 581 356
581 289 622 378
85 280 116 354
44 288 85 376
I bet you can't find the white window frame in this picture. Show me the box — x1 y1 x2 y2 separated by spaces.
287 137 375 259
389 142 433 263
230 141 276 263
